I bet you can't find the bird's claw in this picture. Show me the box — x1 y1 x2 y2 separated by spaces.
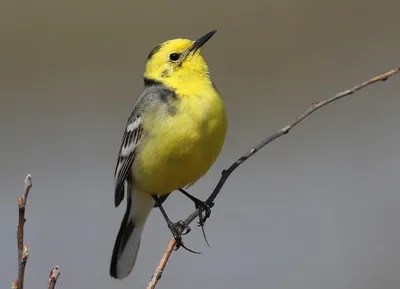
196 201 213 227
196 201 213 248
168 221 200 254
176 220 191 235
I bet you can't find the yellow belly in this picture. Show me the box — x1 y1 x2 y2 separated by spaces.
132 93 227 195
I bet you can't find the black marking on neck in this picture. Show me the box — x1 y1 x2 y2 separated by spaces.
160 87 178 115
144 78 162 86
143 78 179 115
158 86 178 102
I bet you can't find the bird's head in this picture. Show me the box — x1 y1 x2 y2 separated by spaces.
143 30 217 93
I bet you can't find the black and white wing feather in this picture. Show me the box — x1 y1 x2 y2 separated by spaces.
113 84 177 208
114 113 143 207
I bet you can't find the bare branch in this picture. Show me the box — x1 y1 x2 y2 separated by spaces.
23 174 32 207
148 65 400 288
13 175 61 289
146 240 175 289
16 174 32 289
17 244 29 289
48 265 60 289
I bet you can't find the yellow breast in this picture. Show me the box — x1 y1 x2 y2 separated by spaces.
133 88 227 195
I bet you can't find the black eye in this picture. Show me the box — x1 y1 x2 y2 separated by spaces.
169 53 180 61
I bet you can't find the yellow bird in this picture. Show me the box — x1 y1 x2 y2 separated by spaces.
110 30 227 279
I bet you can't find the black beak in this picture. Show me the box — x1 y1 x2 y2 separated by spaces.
190 30 217 54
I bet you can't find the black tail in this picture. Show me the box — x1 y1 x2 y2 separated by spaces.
110 195 142 279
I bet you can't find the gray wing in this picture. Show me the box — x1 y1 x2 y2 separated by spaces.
113 84 175 208
113 110 143 207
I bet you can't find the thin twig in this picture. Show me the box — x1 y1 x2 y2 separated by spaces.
146 241 175 289
147 65 400 288
48 265 60 289
17 174 32 289
18 244 29 289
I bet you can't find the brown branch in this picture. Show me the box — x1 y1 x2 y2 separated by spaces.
16 174 32 289
18 245 29 289
147 240 175 289
147 64 400 288
48 265 60 289
13 175 61 289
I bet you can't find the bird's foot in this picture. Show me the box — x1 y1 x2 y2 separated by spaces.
196 200 213 227
168 220 200 254
195 201 214 247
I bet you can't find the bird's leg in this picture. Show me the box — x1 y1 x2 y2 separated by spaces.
178 188 213 247
152 195 200 254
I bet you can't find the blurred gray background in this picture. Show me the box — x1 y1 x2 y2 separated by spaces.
1 0 400 288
